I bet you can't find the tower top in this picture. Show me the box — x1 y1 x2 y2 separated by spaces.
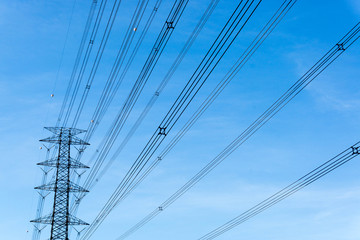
44 127 87 136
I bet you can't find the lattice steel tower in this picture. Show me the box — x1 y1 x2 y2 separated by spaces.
31 127 90 240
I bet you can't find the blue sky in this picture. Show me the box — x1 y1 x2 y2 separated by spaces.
0 0 360 239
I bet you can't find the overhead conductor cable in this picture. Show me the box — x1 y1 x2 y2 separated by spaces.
57 0 108 128
198 142 360 239
92 0 219 194
116 16 360 240
70 0 161 218
32 1 99 239
71 0 150 128
61 0 124 127
80 1 262 239
114 0 296 214
79 1 190 239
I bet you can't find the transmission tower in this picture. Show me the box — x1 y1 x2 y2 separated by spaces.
31 127 90 240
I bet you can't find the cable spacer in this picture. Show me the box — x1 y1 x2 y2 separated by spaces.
351 146 359 155
336 43 345 51
158 127 167 136
166 21 174 29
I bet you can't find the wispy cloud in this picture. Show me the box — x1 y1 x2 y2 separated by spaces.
348 0 360 16
307 80 360 112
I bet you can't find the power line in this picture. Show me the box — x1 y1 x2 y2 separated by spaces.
69 0 160 223
79 1 188 197
56 0 105 128
91 0 219 196
74 0 151 130
80 1 262 239
115 16 360 240
32 1 126 238
73 0 189 217
48 0 106 170
198 143 360 239
70 0 161 164
70 0 213 214
61 0 123 127
51 2 151 224
70 0 150 128
31 1 98 239
89 0 162 134
39 0 106 222
111 0 296 216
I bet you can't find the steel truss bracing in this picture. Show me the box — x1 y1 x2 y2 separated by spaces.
31 127 89 240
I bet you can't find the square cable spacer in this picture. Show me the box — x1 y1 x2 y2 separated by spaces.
351 146 359 155
158 127 167 136
336 43 345 51
166 21 174 29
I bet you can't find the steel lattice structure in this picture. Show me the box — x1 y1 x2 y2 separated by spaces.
31 127 89 240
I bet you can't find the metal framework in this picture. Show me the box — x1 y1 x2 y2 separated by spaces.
31 127 89 240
